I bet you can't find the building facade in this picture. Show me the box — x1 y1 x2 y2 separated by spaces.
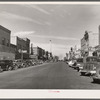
11 36 30 59
30 46 46 60
0 25 15 60
81 31 98 57
69 47 75 60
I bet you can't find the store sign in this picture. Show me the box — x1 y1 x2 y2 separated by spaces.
18 49 27 53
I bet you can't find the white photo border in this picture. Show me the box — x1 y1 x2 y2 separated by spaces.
0 1 100 99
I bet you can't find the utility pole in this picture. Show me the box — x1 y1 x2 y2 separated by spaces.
50 40 52 53
49 40 52 60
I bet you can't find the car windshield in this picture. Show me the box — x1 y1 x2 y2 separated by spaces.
77 58 83 62
86 57 97 62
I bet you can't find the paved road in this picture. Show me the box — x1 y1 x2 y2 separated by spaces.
0 62 100 89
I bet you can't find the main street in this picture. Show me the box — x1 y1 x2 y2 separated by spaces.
0 62 100 89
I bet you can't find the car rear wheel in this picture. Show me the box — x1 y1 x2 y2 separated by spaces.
14 65 18 70
8 66 12 71
77 67 79 72
93 78 98 83
81 72 85 76
23 64 26 68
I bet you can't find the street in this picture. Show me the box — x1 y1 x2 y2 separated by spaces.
0 62 100 89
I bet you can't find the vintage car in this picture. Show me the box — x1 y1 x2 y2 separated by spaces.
92 58 100 82
68 60 76 67
75 58 84 71
13 59 26 70
0 60 14 72
25 60 34 67
80 56 100 76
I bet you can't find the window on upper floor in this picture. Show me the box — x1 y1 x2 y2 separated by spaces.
7 39 9 47
2 38 5 45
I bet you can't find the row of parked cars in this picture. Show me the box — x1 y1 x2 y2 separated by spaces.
67 56 100 83
0 59 44 72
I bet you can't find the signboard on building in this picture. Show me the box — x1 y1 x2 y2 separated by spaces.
18 49 27 53
30 54 38 59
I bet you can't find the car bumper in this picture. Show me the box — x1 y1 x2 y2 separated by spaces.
80 70 96 74
90 71 96 74
79 66 83 69
68 64 74 67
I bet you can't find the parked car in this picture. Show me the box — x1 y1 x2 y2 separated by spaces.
25 60 34 67
91 58 100 82
13 59 26 70
66 59 69 64
75 58 84 71
39 60 43 64
68 60 76 67
80 56 100 76
0 60 14 72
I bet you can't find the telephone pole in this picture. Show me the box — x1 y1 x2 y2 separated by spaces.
50 40 52 53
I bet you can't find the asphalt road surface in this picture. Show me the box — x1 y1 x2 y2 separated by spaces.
0 62 100 89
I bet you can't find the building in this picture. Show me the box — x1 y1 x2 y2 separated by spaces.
45 51 49 60
81 31 98 57
69 47 75 60
53 56 59 62
30 46 46 60
99 25 100 45
74 49 81 58
10 43 17 54
11 36 30 59
93 25 100 56
0 25 15 60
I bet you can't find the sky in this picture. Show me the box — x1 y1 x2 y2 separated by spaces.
0 3 100 59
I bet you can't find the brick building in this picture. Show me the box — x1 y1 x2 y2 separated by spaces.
30 46 45 60
11 36 30 59
0 25 15 60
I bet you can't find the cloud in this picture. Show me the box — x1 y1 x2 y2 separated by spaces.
12 31 35 37
25 5 51 15
0 11 43 25
32 34 78 41
45 22 51 26
12 31 78 45
12 31 78 41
